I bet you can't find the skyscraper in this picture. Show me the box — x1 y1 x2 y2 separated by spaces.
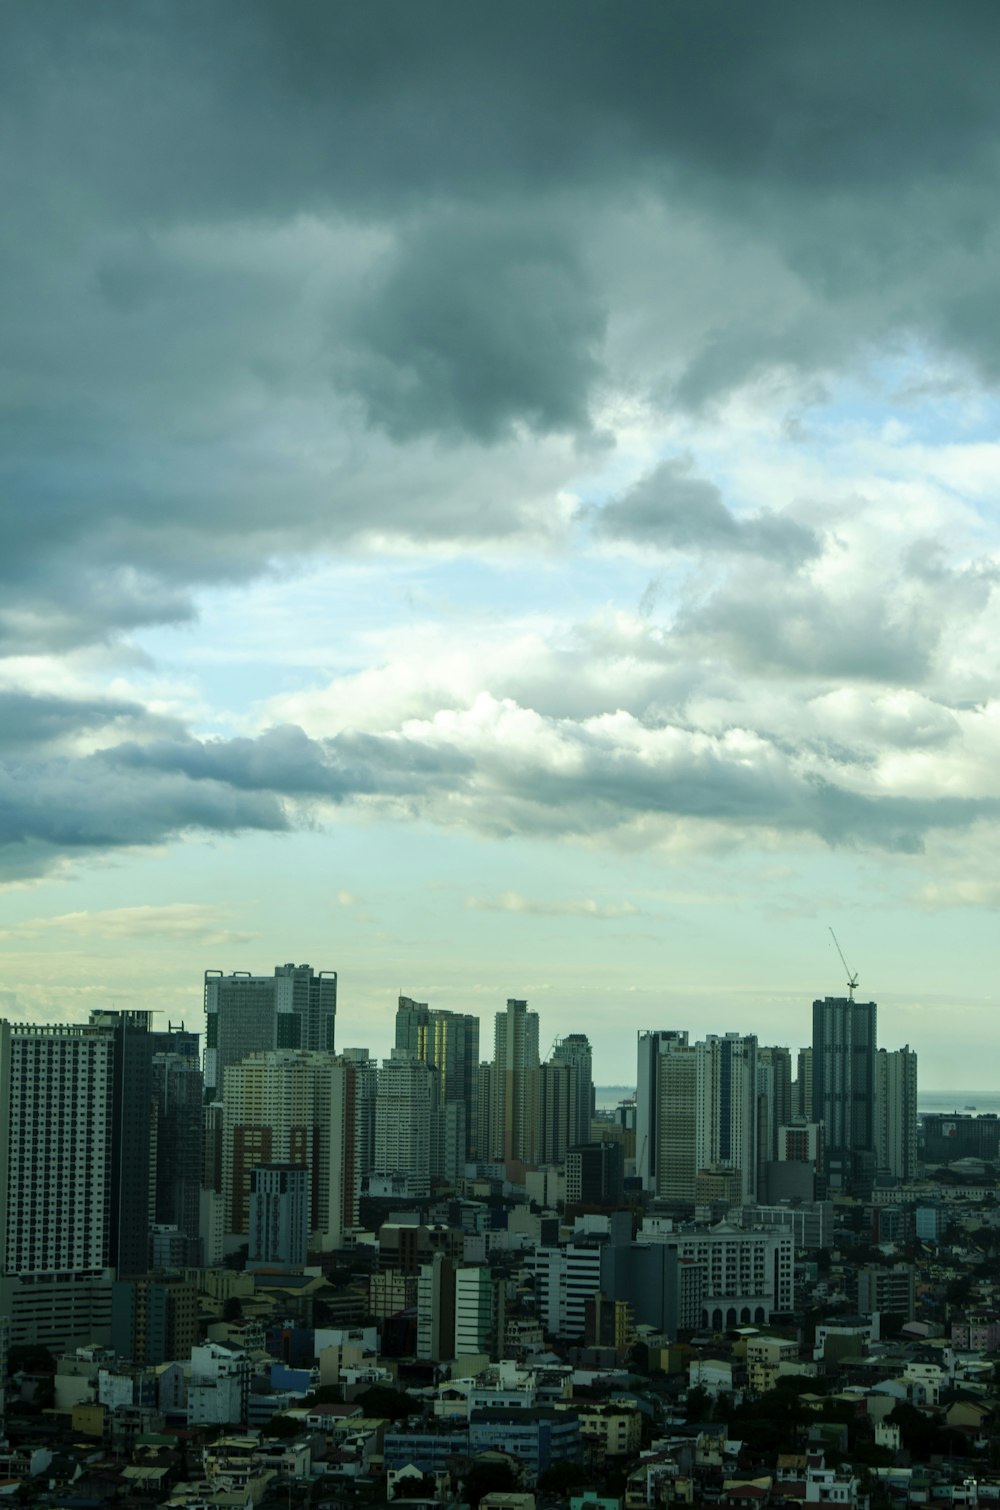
204 963 336 1100
394 997 480 1157
638 1030 757 1203
812 997 877 1193
221 1050 357 1251
636 1030 688 1190
533 1059 576 1166
875 1045 918 1183
489 999 540 1168
374 1049 434 1198
0 1011 156 1348
553 1033 594 1146
341 1047 379 1181
152 1047 204 1267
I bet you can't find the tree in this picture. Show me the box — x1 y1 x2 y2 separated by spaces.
356 1385 419 1420
462 1462 517 1507
537 1462 590 1497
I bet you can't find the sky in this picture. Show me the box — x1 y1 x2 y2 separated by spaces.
3 2 1000 1087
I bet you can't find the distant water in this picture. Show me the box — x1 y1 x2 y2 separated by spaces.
596 1085 1000 1116
918 1090 1000 1116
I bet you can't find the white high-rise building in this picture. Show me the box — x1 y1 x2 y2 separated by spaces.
221 1051 357 1252
638 1031 757 1204
0 1013 157 1350
374 1049 433 1197
875 1045 918 1183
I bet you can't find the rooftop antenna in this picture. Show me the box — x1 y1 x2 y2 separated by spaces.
829 927 858 1000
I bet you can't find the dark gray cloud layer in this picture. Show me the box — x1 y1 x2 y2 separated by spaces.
594 459 819 563
5 1 1000 647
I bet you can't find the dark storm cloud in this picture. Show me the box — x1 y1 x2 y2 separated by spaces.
0 690 180 749
344 213 604 442
107 724 474 799
593 459 819 563
6 1 1000 646
0 756 289 878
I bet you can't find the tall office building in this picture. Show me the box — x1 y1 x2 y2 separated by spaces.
204 963 336 1100
221 1050 357 1251
489 999 540 1167
374 1049 433 1198
636 1030 689 1190
0 1011 156 1348
395 998 479 1156
812 997 877 1193
152 1047 204 1267
875 1045 918 1183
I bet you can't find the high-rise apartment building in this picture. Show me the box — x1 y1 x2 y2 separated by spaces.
636 1030 688 1190
395 998 479 1157
248 1164 309 1269
0 1011 156 1348
811 997 877 1192
204 963 336 1100
756 1047 792 1165
341 1048 379 1180
554 1034 594 1146
374 1049 433 1198
638 1031 758 1204
490 999 540 1168
221 1050 357 1251
875 1045 918 1183
534 1059 576 1166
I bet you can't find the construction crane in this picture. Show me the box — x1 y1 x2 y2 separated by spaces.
828 927 858 1000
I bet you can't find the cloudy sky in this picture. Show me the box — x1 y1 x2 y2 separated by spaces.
3 2 1000 1088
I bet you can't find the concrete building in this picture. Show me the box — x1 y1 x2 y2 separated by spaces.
0 1011 157 1349
566 1142 624 1208
455 1265 499 1359
187 1342 252 1427
637 1219 794 1327
340 1048 379 1181
396 998 480 1158
374 1049 433 1198
151 1047 203 1267
636 1030 688 1191
875 1045 918 1183
553 1034 594 1146
221 1051 357 1252
812 997 877 1193
204 963 336 1101
248 1164 309 1269
111 1276 198 1367
526 1240 603 1339
534 1059 576 1167
417 1252 456 1363
490 1000 540 1169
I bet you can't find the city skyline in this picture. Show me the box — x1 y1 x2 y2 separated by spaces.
4 6 1000 1089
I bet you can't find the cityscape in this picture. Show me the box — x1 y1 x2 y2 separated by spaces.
0 966 996 1506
